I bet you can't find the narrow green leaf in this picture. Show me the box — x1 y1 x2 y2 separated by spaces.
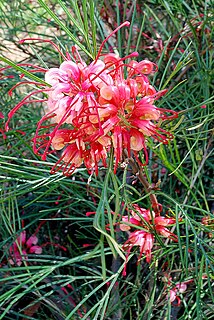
0 56 49 85
37 0 93 58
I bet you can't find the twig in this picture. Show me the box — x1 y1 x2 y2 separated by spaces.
123 150 159 212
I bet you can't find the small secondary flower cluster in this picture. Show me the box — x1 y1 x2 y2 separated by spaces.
120 204 178 274
162 274 196 306
3 218 67 267
5 22 177 176
8 231 42 266
169 282 188 305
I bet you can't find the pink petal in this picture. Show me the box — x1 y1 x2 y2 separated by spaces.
155 216 176 226
29 245 42 254
26 235 38 247
45 68 68 86
176 283 187 293
60 61 80 81
169 289 177 302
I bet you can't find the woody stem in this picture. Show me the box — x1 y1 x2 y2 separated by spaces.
123 150 159 212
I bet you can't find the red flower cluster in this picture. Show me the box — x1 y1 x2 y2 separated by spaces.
120 204 178 274
5 22 177 176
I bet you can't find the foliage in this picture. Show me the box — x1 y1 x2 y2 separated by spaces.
0 1 213 319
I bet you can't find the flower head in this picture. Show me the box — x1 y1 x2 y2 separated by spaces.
169 282 187 305
162 273 194 306
8 231 42 266
120 204 178 270
5 22 178 176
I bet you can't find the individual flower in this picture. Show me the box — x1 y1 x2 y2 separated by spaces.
8 231 42 266
123 230 154 264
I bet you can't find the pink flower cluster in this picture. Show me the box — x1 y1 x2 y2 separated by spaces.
163 275 194 305
38 52 177 175
169 282 188 305
120 204 178 273
8 231 42 266
5 22 177 176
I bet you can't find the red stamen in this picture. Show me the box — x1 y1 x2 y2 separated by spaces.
33 220 47 236
8 81 46 96
41 242 67 251
5 90 49 131
89 52 139 85
159 108 178 120
20 38 68 61
72 46 85 64
95 21 130 62
0 63 47 73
